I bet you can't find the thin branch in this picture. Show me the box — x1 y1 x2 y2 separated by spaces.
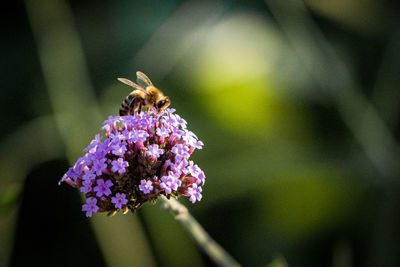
159 196 241 267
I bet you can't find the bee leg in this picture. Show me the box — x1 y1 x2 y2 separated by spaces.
138 103 142 114
129 98 141 115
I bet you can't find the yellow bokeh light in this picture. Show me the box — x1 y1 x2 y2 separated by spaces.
191 13 308 139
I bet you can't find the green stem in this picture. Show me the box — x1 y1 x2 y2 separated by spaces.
159 196 241 267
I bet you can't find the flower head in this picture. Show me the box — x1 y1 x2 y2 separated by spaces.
60 108 205 216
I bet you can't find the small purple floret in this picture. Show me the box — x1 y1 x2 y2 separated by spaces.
174 114 187 128
82 197 99 217
111 158 129 174
111 142 127 156
128 129 149 143
156 126 171 138
139 179 154 194
160 173 182 195
80 180 92 194
187 184 202 203
82 170 96 182
92 158 107 176
84 134 102 153
146 144 164 158
93 179 113 197
111 193 128 209
171 144 190 162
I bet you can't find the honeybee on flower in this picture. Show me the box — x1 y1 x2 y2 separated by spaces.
60 75 204 217
117 71 170 115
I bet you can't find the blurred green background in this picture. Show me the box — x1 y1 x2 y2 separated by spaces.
2 0 400 266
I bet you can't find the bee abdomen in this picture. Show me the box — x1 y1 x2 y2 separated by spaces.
119 94 135 116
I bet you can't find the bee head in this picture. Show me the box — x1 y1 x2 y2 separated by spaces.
155 97 170 113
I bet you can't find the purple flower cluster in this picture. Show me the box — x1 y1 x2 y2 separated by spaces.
60 108 205 217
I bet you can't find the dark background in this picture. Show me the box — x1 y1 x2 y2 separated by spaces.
1 0 400 266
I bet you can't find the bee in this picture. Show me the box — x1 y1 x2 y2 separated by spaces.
117 71 170 116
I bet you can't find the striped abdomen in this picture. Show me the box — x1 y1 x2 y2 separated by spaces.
119 92 143 116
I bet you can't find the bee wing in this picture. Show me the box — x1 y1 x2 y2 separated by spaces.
136 71 154 88
117 78 148 94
